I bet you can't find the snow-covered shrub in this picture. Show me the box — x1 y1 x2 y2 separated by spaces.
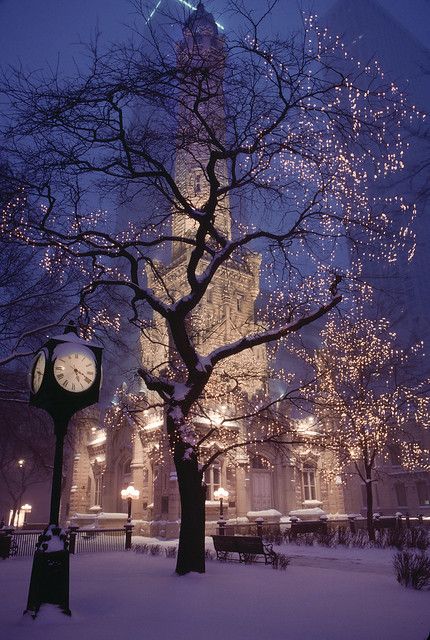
165 546 177 558
294 533 315 546
378 528 404 549
394 551 430 590
204 549 215 561
149 544 161 556
316 529 337 547
272 553 291 571
350 529 369 548
404 528 429 551
134 543 150 555
336 526 351 546
243 553 258 564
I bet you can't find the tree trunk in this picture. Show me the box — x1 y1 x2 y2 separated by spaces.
10 505 18 527
365 471 375 542
175 454 206 575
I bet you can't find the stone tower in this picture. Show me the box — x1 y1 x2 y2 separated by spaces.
67 4 346 534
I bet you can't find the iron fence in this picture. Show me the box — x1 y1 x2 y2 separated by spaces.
71 528 127 554
11 530 42 557
1 526 130 558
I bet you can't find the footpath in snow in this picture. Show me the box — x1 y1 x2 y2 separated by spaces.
0 543 429 640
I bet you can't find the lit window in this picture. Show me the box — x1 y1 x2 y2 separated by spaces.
302 467 317 501
204 463 221 500
416 481 429 506
94 475 103 507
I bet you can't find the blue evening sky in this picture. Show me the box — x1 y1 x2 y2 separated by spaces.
1 1 429 74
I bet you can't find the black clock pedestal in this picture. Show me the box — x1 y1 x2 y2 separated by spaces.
24 413 71 619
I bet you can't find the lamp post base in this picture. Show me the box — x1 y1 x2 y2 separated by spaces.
24 525 71 618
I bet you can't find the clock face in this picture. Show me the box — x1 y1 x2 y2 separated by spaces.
31 351 46 393
54 347 96 393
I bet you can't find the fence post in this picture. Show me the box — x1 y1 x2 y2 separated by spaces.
0 526 14 559
347 515 356 534
255 517 264 538
68 525 79 555
124 523 134 550
405 512 411 529
418 514 423 525
395 513 402 530
217 517 226 536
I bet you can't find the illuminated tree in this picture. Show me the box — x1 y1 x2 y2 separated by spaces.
313 311 430 540
0 3 418 572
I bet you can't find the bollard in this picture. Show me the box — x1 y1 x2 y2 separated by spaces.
0 527 14 559
68 525 79 555
347 515 356 534
418 514 423 525
255 517 264 538
124 523 134 550
405 512 410 529
217 517 226 536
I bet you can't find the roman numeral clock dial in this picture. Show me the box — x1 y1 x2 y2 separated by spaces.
54 348 96 393
30 351 46 393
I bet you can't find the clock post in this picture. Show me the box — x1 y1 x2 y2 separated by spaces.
25 322 102 618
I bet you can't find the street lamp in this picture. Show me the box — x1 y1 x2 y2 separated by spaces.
214 487 229 519
21 504 32 527
121 485 140 522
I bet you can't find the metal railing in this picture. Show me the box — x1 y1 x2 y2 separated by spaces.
12 530 43 556
70 528 128 554
1 524 134 558
217 513 430 538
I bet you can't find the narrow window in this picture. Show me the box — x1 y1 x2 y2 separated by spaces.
395 482 407 507
194 172 202 195
204 463 221 500
302 467 317 501
416 481 429 506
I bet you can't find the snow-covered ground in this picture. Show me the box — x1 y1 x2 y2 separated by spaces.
0 542 429 640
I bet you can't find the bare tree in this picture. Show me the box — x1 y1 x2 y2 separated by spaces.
0 3 417 572
0 163 80 389
0 394 54 525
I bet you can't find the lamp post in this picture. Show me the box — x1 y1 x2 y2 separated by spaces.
121 485 140 550
21 504 32 527
214 487 229 518
214 487 229 535
121 485 140 522
25 322 103 618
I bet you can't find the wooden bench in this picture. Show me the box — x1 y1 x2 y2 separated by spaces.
212 535 275 564
289 520 328 541
373 517 399 531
